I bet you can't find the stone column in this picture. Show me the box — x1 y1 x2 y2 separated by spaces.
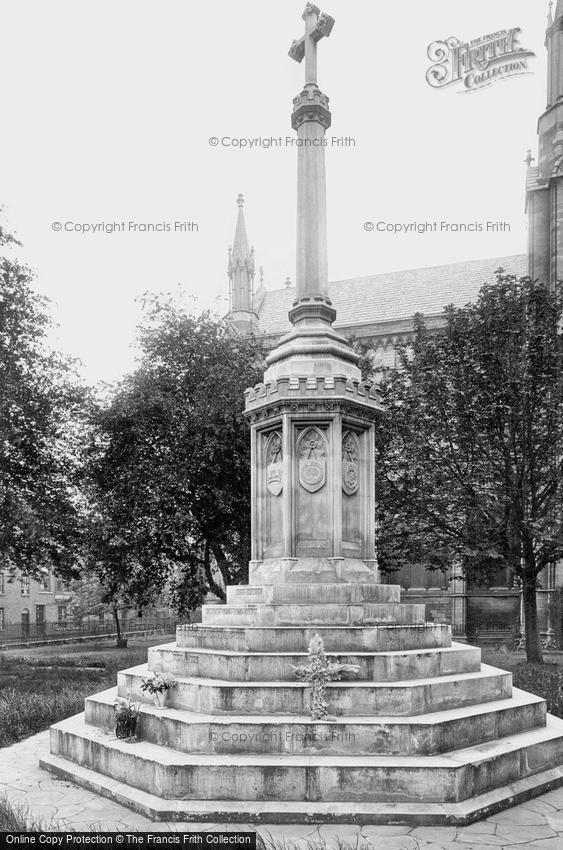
450 563 467 642
293 85 331 304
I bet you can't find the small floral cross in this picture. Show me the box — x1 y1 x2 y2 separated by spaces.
292 634 360 720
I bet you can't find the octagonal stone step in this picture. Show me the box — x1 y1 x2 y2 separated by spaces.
201 602 426 628
148 642 480 682
117 663 512 716
86 686 546 757
47 712 563 804
176 623 452 653
35 752 563 825
226 583 401 606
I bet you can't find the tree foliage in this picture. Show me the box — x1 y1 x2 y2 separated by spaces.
85 297 266 613
0 223 87 581
372 274 562 662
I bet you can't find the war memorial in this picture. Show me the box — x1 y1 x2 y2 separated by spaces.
39 4 563 826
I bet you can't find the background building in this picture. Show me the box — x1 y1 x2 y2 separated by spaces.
0 569 175 645
0 570 73 638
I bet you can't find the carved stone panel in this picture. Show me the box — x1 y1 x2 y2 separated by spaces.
297 426 327 494
263 430 283 559
342 431 360 496
265 431 283 497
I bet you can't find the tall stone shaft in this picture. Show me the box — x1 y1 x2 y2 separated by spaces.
244 4 382 588
293 87 330 308
289 3 336 326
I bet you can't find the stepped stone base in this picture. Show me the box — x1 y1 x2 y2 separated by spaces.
83 688 546 756
147 642 481 681
40 748 563 825
41 580 563 824
202 602 426 628
175 623 452 652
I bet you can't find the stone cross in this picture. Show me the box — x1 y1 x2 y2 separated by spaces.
289 3 335 85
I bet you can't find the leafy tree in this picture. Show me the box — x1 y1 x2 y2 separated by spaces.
68 572 132 645
0 219 87 582
373 273 562 663
68 574 108 622
85 298 266 612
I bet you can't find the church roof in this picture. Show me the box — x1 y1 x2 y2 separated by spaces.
256 254 528 337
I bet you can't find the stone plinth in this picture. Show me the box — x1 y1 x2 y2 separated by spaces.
244 320 381 587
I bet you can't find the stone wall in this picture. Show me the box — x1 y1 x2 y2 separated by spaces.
466 589 520 641
401 590 453 628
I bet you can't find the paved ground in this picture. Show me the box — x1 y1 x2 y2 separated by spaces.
1 732 563 848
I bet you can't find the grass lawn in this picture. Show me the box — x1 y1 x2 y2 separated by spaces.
0 635 174 748
481 646 563 717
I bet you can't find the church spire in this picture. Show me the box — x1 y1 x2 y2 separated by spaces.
226 194 258 334
231 194 253 279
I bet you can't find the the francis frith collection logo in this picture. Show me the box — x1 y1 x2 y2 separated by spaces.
426 28 535 92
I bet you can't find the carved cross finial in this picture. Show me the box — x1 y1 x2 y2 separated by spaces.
524 149 535 168
289 4 335 85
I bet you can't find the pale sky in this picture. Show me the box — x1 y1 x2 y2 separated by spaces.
0 0 548 384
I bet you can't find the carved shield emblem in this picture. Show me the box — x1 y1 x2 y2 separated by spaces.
266 432 283 496
342 431 360 496
267 463 283 496
298 427 327 494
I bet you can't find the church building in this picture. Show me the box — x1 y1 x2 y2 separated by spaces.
225 5 562 644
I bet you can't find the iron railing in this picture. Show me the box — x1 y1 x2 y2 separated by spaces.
0 617 183 647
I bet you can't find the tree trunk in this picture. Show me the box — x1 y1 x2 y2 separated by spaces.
522 576 543 664
204 540 226 602
112 604 124 645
